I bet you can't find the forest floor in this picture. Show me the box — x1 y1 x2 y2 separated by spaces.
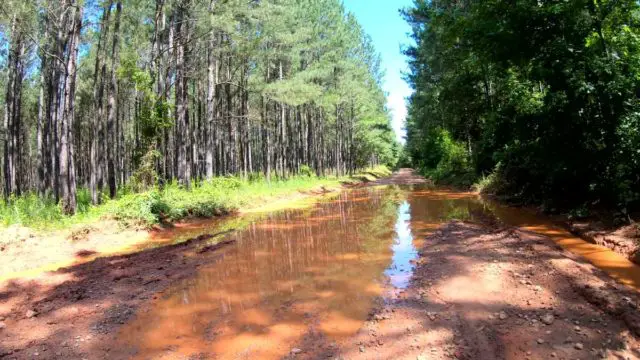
0 170 639 359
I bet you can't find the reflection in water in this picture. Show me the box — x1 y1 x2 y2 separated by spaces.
116 187 402 360
116 185 640 359
385 201 417 288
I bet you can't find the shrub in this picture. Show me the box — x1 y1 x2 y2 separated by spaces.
419 128 476 187
299 164 315 177
110 190 169 225
0 193 63 227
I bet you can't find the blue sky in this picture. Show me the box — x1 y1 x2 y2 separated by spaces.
342 0 415 143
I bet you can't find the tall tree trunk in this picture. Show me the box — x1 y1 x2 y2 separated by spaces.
106 1 122 198
59 3 82 214
3 15 25 198
205 32 216 179
175 0 191 187
90 0 113 204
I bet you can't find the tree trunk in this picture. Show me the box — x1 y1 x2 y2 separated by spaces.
175 0 191 187
90 0 113 204
205 32 216 179
106 1 122 198
59 3 82 214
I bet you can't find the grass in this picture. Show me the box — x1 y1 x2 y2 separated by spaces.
472 172 497 194
341 166 393 185
0 166 392 230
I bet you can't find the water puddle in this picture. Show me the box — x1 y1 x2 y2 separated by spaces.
384 201 418 288
116 187 403 359
115 185 640 359
487 202 640 289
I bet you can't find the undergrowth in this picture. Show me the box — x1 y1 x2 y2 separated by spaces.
0 166 391 230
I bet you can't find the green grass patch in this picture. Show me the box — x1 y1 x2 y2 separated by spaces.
0 166 392 230
341 165 393 184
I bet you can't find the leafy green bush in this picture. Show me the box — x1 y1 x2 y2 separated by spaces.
0 193 63 227
248 172 266 183
417 128 476 188
299 164 315 177
204 176 243 190
76 188 93 214
472 168 511 196
109 190 169 225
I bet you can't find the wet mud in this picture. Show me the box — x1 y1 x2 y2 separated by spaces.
1 169 639 359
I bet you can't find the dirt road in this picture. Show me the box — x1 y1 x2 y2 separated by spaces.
1 169 639 359
321 222 640 360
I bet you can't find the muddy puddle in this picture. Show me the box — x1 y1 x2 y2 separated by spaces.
115 185 640 359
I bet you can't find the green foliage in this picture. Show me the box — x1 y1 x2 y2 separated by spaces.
414 128 476 188
365 165 393 179
0 188 95 228
343 165 393 184
1 0 398 221
396 147 412 169
0 175 359 228
404 0 640 210
0 194 64 227
127 149 161 193
299 165 315 177
108 190 169 225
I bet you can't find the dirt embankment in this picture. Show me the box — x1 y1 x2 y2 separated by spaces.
564 220 640 265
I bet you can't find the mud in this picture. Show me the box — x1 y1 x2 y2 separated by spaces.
1 169 639 360
318 222 640 360
565 221 640 265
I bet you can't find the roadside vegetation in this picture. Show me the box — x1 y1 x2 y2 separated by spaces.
0 166 392 230
0 0 399 220
403 0 640 217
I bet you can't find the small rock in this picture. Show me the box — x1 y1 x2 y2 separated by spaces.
359 346 365 353
26 310 37 318
550 352 556 358
0 321 5 330
574 343 584 350
499 311 508 320
574 326 581 332
290 348 303 355
541 314 554 325
597 349 607 358
417 356 427 360
537 338 545 344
